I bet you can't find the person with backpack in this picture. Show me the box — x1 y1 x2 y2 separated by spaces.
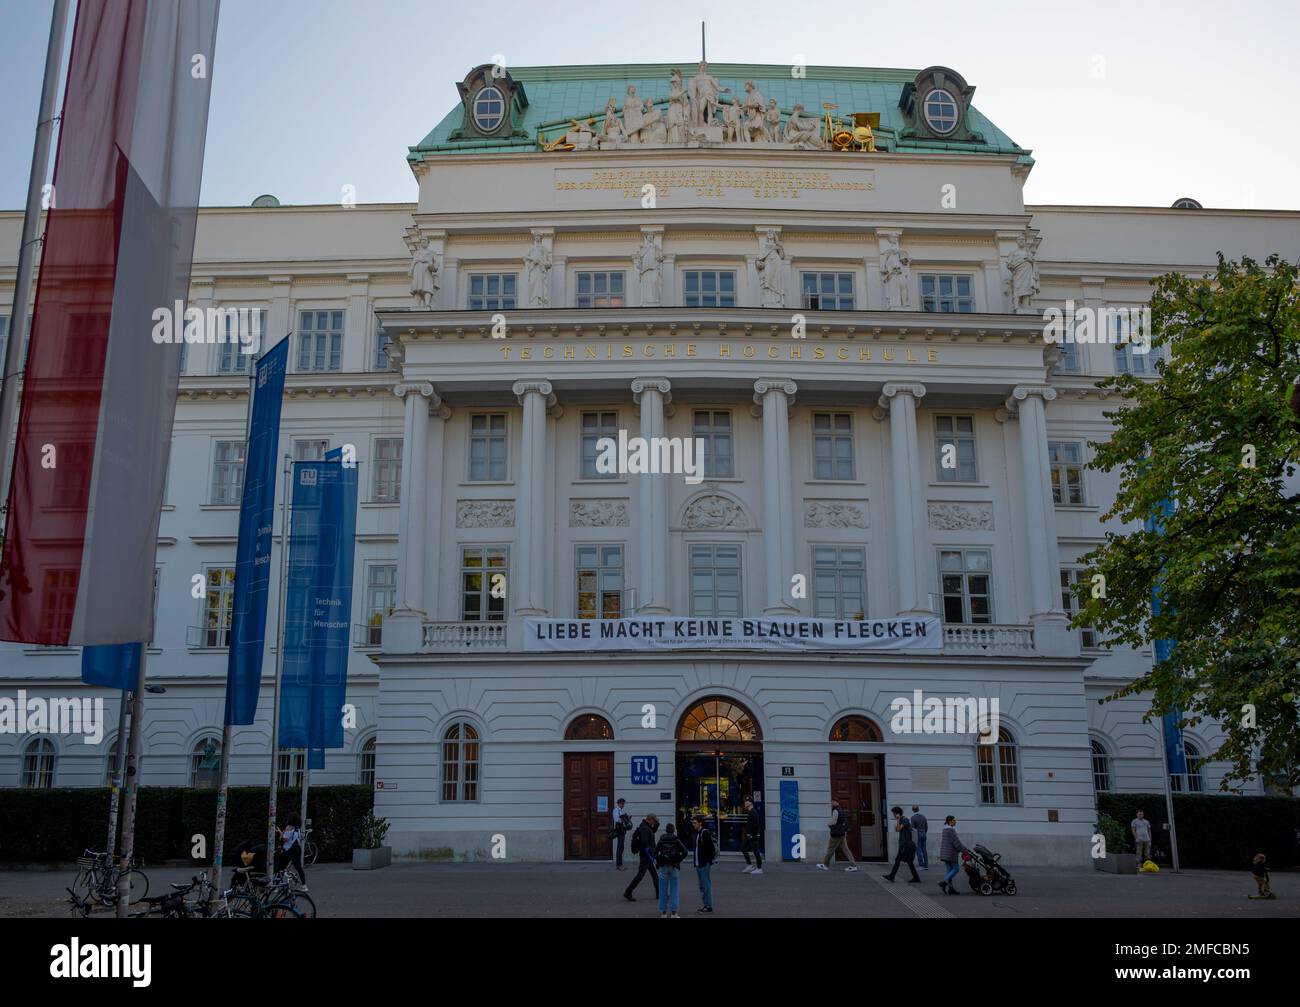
622 814 660 901
691 814 718 913
881 805 920 883
741 798 764 875
817 798 858 872
938 815 971 895
653 823 690 918
611 798 632 870
911 805 929 869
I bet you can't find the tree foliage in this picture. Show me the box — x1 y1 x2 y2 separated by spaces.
1077 254 1300 790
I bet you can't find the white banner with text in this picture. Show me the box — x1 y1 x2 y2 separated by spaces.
523 616 943 652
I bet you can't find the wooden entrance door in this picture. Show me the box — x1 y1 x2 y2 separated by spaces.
829 753 885 860
563 751 614 860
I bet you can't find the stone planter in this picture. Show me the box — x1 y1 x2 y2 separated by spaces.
352 846 392 870
1094 852 1138 874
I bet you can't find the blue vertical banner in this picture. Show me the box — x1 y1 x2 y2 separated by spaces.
279 448 357 753
780 779 801 861
1145 500 1187 776
225 340 289 725
81 642 142 690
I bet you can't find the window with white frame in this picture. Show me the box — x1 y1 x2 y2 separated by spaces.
920 274 974 312
468 413 507 481
358 736 376 787
801 271 855 310
693 410 733 478
22 738 56 788
294 438 329 462
977 726 1020 804
934 415 978 481
1112 310 1153 375
1060 568 1099 649
216 309 262 373
297 309 343 372
364 564 396 646
939 549 992 624
1170 739 1205 793
1048 441 1086 505
689 543 741 617
468 273 516 310
576 544 624 619
1056 337 1081 374
1090 738 1112 794
277 750 305 788
472 86 505 131
683 270 736 307
461 546 507 621
211 439 245 505
441 720 479 802
374 321 394 371
372 437 402 502
575 271 625 307
812 412 854 480
580 411 619 479
190 736 221 789
202 567 236 648
812 546 866 619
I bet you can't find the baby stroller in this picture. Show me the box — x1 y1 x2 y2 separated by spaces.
968 843 1017 896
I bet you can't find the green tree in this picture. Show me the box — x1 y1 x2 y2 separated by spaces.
1076 254 1300 790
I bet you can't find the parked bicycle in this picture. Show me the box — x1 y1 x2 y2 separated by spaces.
302 823 320 867
67 849 148 917
227 867 315 919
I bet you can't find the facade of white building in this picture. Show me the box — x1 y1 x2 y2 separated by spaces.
2 62 1297 866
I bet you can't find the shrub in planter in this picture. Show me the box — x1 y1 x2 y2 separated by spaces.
352 810 391 870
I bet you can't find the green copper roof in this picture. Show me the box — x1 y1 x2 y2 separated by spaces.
409 62 1031 164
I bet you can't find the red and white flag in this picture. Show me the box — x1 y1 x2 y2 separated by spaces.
0 0 220 645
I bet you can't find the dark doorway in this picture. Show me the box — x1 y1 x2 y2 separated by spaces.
563 751 613 860
675 748 764 852
829 753 886 860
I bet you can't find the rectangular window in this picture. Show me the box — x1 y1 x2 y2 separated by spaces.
1061 568 1099 649
939 549 992 624
1048 441 1085 505
277 751 305 789
689 543 741 617
217 309 262 373
210 439 245 505
468 273 517 310
1114 341 1152 375
934 415 978 482
294 438 329 462
693 410 733 478
575 271 625 308
365 564 397 646
683 270 737 308
801 271 855 311
372 437 402 502
1057 339 1081 374
51 441 93 502
812 546 866 620
461 546 508 621
576 545 624 619
580 411 619 479
468 413 507 481
374 322 394 371
920 274 974 313
39 568 77 641
202 567 236 648
812 412 854 480
297 309 343 372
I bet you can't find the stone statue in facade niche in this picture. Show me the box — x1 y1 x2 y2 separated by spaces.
634 232 664 306
409 238 439 309
688 62 729 126
756 229 787 308
1005 231 1041 312
782 103 821 149
879 233 912 310
524 234 552 308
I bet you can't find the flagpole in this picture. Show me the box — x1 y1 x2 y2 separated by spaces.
266 454 292 860
1158 714 1182 873
0 0 69 513
106 691 131 855
116 650 148 918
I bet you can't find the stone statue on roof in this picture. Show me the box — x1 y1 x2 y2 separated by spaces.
666 69 689 144
783 103 821 149
599 98 624 147
622 85 645 142
688 62 729 126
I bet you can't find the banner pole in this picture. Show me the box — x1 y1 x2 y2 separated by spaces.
116 649 148 918
106 690 131 855
299 759 311 869
266 455 292 860
1159 717 1182 873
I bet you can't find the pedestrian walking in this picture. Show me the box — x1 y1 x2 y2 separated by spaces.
1130 809 1153 865
937 815 970 895
911 805 929 869
741 798 764 875
654 823 689 918
691 814 717 913
881 805 920 883
612 798 632 870
1249 853 1276 899
817 799 858 872
274 813 307 885
622 814 660 901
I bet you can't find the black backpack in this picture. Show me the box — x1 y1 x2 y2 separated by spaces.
630 826 646 855
658 837 686 868
830 808 849 837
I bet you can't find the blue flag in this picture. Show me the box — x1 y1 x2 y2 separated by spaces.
1145 500 1186 775
81 642 142 690
279 450 357 753
225 340 289 725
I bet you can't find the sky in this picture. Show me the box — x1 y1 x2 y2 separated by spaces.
0 0 1297 211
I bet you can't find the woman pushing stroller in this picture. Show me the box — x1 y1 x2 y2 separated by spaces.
938 815 970 895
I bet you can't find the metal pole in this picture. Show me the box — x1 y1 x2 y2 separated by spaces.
0 0 70 513
266 455 292 858
116 650 148 918
299 759 311 863
1158 726 1182 873
106 691 130 855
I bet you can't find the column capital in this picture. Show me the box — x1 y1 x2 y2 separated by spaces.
394 380 435 400
513 378 561 417
874 382 926 418
753 377 797 400
631 376 672 405
1002 384 1057 416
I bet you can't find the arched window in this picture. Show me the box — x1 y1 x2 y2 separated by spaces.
472 86 505 131
977 727 1020 804
1170 740 1205 793
191 736 222 789
677 698 761 742
565 714 614 740
830 715 883 743
442 721 480 802
358 736 377 788
22 738 56 789
1090 738 1112 794
922 88 959 134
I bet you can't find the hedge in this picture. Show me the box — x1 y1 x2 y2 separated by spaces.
0 785 372 865
1097 793 1300 870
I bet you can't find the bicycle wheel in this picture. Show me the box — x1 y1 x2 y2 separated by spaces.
288 890 316 919
264 901 304 919
225 891 260 918
124 869 149 904
304 840 319 866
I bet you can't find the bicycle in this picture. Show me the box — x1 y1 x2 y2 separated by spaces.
227 867 315 919
302 824 320 867
68 849 148 917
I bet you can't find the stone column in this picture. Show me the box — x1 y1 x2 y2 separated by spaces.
422 397 451 619
1004 384 1073 656
631 377 671 613
513 379 559 615
753 378 798 614
874 383 928 615
343 273 370 372
386 381 435 652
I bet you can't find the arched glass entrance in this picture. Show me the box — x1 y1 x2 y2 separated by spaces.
676 697 763 853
